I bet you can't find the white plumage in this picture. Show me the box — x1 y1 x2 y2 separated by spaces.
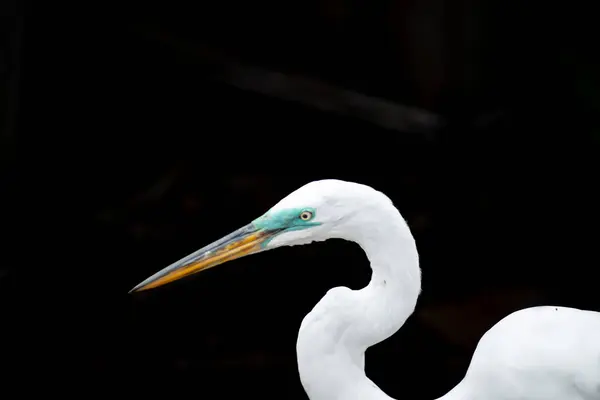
286 181 600 400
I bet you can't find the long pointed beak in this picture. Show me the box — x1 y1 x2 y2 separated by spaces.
129 222 281 293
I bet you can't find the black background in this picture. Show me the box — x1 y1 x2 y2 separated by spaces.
4 0 600 398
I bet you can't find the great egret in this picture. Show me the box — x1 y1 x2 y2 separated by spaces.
131 179 600 400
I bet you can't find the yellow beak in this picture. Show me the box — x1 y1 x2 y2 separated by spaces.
129 222 280 293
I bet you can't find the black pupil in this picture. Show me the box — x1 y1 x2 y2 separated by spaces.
302 213 309 219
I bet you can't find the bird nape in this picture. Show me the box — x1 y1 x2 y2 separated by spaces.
131 179 600 400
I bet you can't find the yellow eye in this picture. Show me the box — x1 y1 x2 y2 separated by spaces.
300 211 313 221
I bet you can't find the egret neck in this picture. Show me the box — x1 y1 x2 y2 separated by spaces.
296 199 422 400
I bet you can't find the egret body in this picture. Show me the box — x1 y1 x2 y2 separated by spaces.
132 180 600 400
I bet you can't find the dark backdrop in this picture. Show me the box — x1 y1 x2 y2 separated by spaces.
5 0 600 398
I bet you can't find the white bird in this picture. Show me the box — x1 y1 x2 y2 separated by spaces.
131 179 600 400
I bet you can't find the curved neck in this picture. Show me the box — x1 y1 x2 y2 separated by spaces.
296 203 422 400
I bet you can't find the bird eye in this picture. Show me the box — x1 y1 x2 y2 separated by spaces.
299 211 313 221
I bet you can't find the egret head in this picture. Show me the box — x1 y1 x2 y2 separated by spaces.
129 179 394 292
